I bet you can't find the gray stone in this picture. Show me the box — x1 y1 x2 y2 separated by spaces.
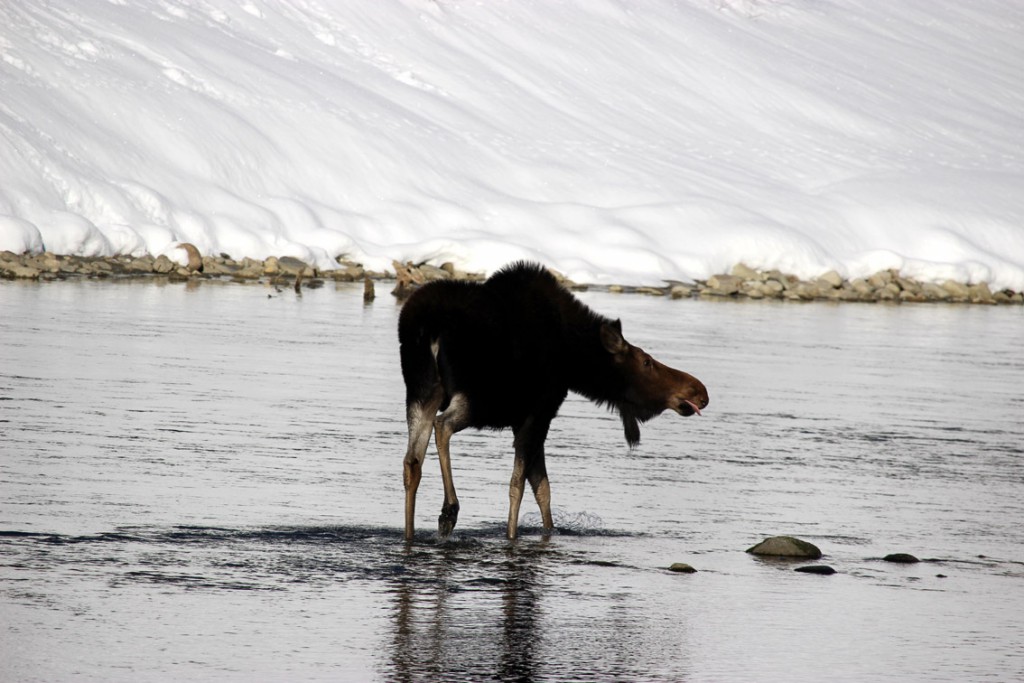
26 253 60 273
746 536 823 559
763 270 794 288
669 284 693 299
941 280 970 299
817 270 843 288
278 256 313 276
706 274 741 295
795 565 836 575
744 286 765 300
3 262 41 279
850 278 873 295
152 255 176 274
668 562 697 573
883 553 920 564
324 262 366 281
921 283 950 301
731 263 760 280
793 282 820 300
969 282 994 303
896 277 921 294
127 257 154 273
868 271 893 289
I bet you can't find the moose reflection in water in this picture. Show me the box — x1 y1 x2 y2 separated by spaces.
398 262 709 540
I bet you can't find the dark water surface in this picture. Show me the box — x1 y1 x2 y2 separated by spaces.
1 279 1022 682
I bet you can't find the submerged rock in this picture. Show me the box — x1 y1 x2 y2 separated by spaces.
668 562 697 573
883 553 920 564
794 564 836 575
746 536 823 559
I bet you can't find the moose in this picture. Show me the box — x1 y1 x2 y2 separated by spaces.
398 261 709 540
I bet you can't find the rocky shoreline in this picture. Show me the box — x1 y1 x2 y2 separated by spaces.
2 249 1022 305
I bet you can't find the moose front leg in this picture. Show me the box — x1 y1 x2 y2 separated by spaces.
434 394 469 538
527 458 554 533
508 416 553 540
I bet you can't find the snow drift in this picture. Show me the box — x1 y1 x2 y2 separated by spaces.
1 0 1022 287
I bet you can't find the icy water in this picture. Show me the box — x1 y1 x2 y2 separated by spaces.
1 278 1023 682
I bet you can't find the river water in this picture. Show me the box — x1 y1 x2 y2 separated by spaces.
1 278 1022 682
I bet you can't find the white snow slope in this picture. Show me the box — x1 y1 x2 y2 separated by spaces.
1 0 1022 287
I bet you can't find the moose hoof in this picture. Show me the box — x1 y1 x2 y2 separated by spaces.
438 502 460 537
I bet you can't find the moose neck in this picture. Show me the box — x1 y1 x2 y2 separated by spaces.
562 309 625 405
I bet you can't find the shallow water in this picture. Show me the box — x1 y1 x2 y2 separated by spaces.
1 278 1022 682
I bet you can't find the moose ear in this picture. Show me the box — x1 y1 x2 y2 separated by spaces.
600 320 627 354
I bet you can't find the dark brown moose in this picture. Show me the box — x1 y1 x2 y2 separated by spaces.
398 261 709 540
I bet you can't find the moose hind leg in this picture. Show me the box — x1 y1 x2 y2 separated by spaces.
434 393 469 538
403 394 442 541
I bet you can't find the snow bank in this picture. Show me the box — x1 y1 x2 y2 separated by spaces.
1 0 1022 288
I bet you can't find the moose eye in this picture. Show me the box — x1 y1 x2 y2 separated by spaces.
643 357 652 368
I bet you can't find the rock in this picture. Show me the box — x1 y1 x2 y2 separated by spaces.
127 257 155 273
26 253 61 273
941 280 970 299
883 553 920 564
201 258 237 275
668 562 697 573
817 270 843 289
765 270 798 290
793 282 820 300
868 270 893 289
794 565 836 575
3 262 41 279
417 263 451 282
392 260 426 299
745 286 765 300
234 258 264 279
669 284 693 299
439 261 477 280
324 262 365 281
896 277 921 295
263 256 280 275
921 283 951 301
761 279 785 296
878 283 901 300
899 290 926 303
968 282 994 303
635 286 666 296
731 263 760 280
746 536 823 559
363 277 375 303
278 256 313 277
705 274 740 296
152 255 176 274
850 278 873 296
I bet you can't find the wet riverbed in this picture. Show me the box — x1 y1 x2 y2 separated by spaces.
1 278 1023 681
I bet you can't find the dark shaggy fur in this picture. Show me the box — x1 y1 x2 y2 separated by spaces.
398 261 708 540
